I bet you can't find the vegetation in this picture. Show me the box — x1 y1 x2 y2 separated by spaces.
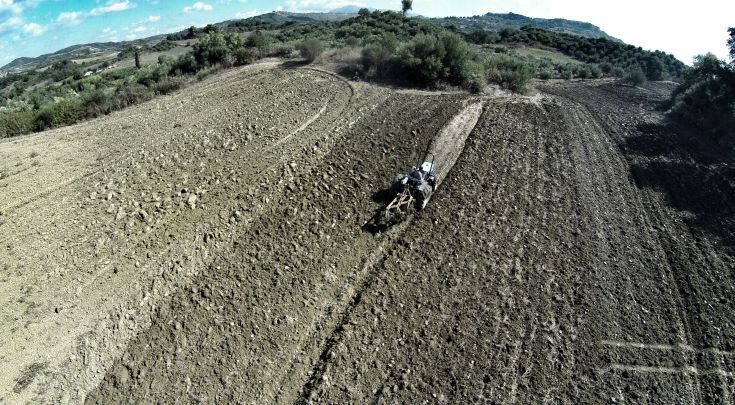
0 4 694 139
669 28 735 143
401 0 413 16
298 38 324 63
472 26 686 81
0 29 266 138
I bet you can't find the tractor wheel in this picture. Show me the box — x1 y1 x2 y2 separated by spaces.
415 186 432 211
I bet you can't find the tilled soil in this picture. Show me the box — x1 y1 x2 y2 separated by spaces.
2 66 733 404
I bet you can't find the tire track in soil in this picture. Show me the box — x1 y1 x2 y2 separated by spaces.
293 100 487 404
305 98 589 404
0 67 351 404
543 80 735 403
564 99 700 404
84 92 469 404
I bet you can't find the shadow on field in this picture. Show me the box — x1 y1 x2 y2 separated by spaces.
623 122 735 251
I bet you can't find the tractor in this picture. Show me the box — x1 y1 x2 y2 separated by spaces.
383 152 436 225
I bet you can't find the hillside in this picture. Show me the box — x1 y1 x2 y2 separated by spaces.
1 10 618 75
0 39 167 75
432 12 618 40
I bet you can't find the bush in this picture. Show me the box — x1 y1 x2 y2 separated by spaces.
83 89 112 117
115 83 154 109
193 31 242 67
171 54 199 75
152 76 186 95
233 47 257 65
362 33 399 77
344 36 360 48
34 99 86 131
0 111 35 138
624 67 647 86
484 54 530 93
400 34 447 84
298 38 324 63
245 31 272 56
670 52 735 140
270 44 295 58
460 61 486 93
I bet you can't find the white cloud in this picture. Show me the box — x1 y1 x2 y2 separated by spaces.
57 11 84 25
90 0 135 16
22 22 46 36
235 10 258 18
148 15 160 22
284 0 364 12
0 0 22 15
0 15 22 35
183 2 213 13
133 25 146 32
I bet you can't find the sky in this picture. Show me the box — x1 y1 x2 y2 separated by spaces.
0 0 733 67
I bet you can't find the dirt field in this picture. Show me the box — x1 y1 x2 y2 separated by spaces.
1 62 733 404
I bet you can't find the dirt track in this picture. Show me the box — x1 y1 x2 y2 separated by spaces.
1 64 733 404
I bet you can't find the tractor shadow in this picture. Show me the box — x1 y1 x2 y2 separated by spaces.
361 188 394 235
622 121 735 251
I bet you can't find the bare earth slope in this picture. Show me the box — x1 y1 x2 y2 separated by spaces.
1 65 733 404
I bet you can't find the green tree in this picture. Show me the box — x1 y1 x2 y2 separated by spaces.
245 30 272 56
624 66 646 86
645 56 664 81
186 26 196 39
134 49 141 69
401 0 412 16
358 8 370 17
728 27 735 62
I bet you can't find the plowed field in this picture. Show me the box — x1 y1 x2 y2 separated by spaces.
1 64 733 404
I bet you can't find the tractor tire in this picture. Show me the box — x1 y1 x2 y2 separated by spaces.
415 186 433 211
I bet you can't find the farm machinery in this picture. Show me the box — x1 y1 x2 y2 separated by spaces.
382 152 436 225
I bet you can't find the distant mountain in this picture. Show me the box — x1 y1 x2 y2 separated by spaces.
329 5 376 14
0 38 166 75
237 10 354 25
431 12 618 41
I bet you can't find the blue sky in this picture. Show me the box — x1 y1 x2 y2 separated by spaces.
0 0 733 67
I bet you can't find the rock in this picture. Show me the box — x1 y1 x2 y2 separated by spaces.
187 194 198 209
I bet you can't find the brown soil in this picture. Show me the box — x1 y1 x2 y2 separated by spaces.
1 65 733 404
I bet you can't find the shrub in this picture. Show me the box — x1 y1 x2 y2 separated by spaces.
344 36 360 48
624 66 647 86
362 34 399 77
245 31 272 56
298 38 324 63
400 34 447 84
83 89 112 117
484 54 530 93
670 52 735 140
270 44 295 58
0 111 35 138
233 47 257 65
171 53 199 75
460 60 486 93
34 99 86 131
193 31 242 67
152 76 186 95
115 83 154 108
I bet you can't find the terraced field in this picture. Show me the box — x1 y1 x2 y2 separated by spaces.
1 63 733 404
